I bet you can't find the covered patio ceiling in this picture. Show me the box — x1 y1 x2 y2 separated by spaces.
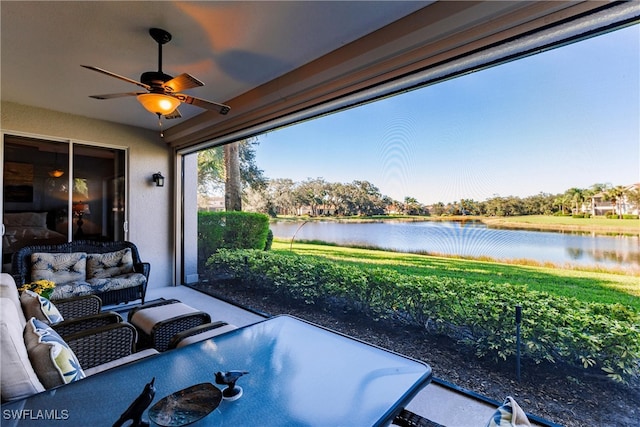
1 1 633 148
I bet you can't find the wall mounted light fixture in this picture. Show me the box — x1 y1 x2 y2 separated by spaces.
152 172 165 187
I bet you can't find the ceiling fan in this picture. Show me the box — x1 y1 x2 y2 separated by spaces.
82 28 230 122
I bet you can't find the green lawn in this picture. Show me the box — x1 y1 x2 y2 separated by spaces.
492 214 640 227
272 240 640 310
482 215 640 234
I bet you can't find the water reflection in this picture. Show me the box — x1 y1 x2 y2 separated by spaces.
270 220 639 271
566 248 584 260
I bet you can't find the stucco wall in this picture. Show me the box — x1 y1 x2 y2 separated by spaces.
1 101 174 289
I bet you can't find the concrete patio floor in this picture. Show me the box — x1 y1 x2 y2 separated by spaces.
115 285 550 427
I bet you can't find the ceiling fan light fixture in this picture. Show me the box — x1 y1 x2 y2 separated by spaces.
137 93 180 115
84 28 230 118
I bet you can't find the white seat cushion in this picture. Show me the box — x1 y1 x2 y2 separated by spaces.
0 273 26 326
131 303 199 334
0 299 45 401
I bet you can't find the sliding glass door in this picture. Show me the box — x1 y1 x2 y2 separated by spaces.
2 134 126 272
72 144 126 241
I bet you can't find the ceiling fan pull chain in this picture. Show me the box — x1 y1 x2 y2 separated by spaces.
157 113 164 137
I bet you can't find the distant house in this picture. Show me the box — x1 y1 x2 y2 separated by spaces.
590 192 613 216
199 196 225 212
385 203 403 215
589 183 640 216
297 204 336 216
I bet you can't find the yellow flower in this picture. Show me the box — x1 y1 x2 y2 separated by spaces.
19 280 56 298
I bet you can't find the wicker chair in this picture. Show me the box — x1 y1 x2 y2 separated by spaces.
1 273 158 402
36 294 122 337
53 294 103 318
9 281 125 338
11 240 150 306
1 273 124 339
52 310 124 338
64 321 140 369
128 299 212 352
167 321 238 350
3 272 126 352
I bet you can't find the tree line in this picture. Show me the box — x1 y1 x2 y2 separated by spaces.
244 178 640 217
198 140 639 217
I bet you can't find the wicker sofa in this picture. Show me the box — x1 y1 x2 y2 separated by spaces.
11 240 149 306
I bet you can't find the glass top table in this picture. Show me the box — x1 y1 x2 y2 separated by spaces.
2 315 432 426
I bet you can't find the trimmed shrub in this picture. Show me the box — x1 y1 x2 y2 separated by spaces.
198 211 270 266
207 249 640 383
264 229 274 251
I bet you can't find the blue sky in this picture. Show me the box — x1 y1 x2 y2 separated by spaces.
254 25 639 205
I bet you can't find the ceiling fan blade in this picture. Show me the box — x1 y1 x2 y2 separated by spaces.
174 94 230 115
89 92 146 100
81 65 150 90
165 108 182 120
163 73 204 93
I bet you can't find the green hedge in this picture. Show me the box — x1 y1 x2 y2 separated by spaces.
207 249 640 383
198 211 270 266
603 213 639 219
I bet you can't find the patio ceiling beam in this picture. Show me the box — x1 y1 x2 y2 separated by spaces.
163 1 619 150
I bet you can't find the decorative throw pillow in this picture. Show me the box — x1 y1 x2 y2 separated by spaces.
20 289 64 325
485 396 531 427
31 252 87 284
24 318 85 389
87 248 134 279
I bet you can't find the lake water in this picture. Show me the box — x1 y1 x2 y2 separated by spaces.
270 220 640 271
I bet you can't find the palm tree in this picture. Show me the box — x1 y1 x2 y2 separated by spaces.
198 139 266 212
224 141 242 211
604 185 627 218
553 194 572 215
197 148 224 194
565 187 585 215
